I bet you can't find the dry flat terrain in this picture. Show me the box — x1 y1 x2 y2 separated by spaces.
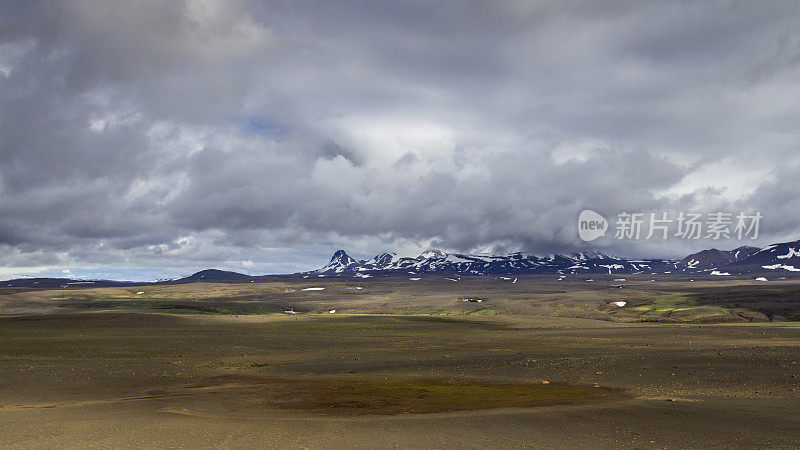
1 275 800 448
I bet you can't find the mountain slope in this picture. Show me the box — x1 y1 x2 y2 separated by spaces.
725 239 800 273
677 246 760 271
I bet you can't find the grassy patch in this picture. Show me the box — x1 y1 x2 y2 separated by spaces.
191 376 623 415
610 293 739 323
0 287 36 294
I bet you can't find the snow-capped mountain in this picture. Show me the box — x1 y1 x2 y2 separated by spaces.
568 250 621 261
677 246 760 271
724 239 800 273
313 249 679 276
316 250 360 274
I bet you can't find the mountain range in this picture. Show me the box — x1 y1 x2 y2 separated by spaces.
309 239 800 277
310 243 776 277
3 239 800 288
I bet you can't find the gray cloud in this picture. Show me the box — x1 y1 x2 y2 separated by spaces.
2 0 800 279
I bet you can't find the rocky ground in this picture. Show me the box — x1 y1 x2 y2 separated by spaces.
1 304 799 448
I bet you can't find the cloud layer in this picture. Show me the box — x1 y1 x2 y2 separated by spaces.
2 0 800 279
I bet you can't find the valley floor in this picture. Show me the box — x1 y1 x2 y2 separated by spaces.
1 308 800 448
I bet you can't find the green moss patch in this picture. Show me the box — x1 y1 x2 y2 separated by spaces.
183 376 624 415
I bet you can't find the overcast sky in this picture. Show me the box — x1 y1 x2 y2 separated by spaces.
2 0 800 280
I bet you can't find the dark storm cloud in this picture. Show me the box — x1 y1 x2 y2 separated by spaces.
2 0 800 278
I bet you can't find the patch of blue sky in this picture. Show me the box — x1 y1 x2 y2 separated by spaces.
242 116 289 138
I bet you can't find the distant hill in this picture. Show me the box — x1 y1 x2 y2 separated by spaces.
0 278 131 289
176 269 251 282
0 269 252 289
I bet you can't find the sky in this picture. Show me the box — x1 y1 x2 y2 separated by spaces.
2 0 800 281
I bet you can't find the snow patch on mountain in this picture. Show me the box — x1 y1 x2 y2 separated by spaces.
777 247 800 259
